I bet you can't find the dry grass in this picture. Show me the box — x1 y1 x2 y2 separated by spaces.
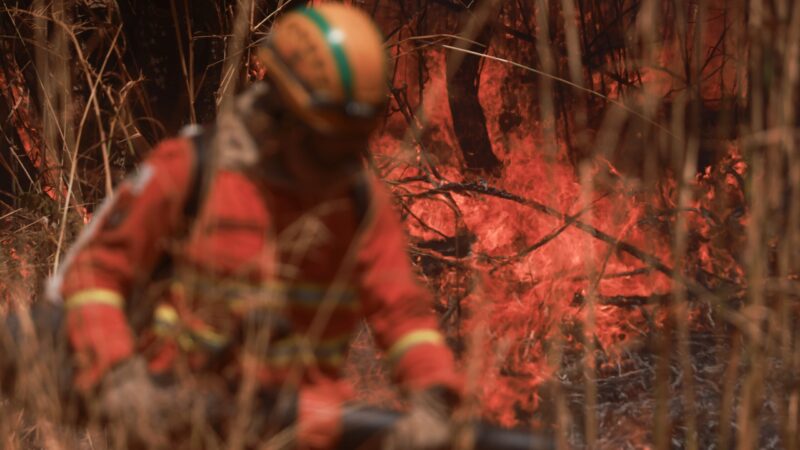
1 0 799 449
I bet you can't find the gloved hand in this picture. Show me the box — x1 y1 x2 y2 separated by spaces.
66 304 134 391
89 357 170 449
383 387 459 450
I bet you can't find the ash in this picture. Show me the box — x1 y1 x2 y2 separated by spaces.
547 327 787 449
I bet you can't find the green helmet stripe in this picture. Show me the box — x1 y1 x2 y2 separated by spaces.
299 8 354 101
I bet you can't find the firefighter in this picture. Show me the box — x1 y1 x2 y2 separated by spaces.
52 3 460 449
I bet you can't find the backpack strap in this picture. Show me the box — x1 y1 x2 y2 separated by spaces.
182 125 213 223
127 126 213 332
350 171 372 226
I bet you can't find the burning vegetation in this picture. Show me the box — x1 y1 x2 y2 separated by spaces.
1 0 799 449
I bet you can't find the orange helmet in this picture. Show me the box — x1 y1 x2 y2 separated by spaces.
257 4 388 136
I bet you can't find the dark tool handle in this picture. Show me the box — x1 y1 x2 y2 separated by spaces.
338 406 555 450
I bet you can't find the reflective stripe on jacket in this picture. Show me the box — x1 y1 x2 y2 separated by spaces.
58 135 459 396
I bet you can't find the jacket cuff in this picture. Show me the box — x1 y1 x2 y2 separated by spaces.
386 329 444 364
392 341 462 394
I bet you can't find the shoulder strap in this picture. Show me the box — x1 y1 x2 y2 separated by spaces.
183 125 213 222
350 171 372 226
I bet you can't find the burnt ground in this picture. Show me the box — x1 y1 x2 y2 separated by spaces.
545 329 788 449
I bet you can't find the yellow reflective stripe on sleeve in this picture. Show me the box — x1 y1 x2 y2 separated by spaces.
152 303 229 350
154 304 179 324
190 327 230 349
386 329 444 364
64 288 124 310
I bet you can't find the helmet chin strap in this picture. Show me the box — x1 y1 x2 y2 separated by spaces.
232 80 365 194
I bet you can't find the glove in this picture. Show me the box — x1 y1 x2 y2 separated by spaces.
89 357 170 449
66 304 134 391
383 387 459 450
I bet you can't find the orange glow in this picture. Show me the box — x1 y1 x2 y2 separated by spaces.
356 39 746 426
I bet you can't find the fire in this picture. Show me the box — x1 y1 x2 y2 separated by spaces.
3 2 797 448
358 35 746 431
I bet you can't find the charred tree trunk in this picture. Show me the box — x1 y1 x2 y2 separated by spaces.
445 5 501 174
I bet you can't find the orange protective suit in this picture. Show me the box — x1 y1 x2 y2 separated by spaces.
56 135 460 448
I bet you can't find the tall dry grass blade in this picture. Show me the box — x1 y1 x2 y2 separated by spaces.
578 161 597 448
559 0 589 162
738 153 766 450
52 20 122 273
546 330 571 450
533 0 556 157
718 335 742 449
31 0 65 201
218 0 254 113
169 0 197 124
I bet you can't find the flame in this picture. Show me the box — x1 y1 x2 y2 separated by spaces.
355 23 747 429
